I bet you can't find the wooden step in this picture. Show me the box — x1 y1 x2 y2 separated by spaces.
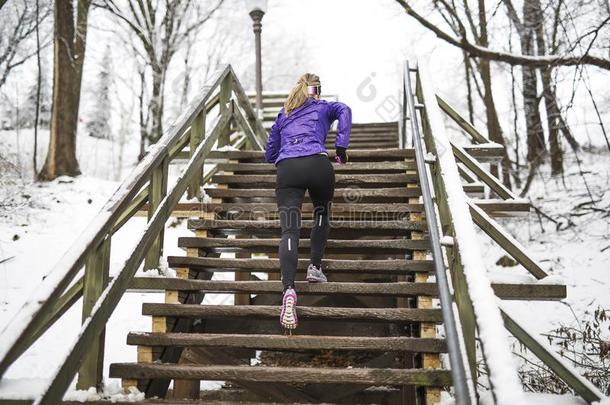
207 149 414 162
216 161 415 173
325 142 398 149
167 256 434 274
142 304 444 323
177 237 429 253
129 279 566 301
187 218 427 231
64 401 338 405
127 332 447 353
203 187 423 201
132 280 438 296
211 173 417 187
109 364 451 386
187 219 427 236
207 147 499 162
178 237 430 252
138 202 424 218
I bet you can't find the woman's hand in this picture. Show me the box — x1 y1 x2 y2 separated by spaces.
335 147 348 164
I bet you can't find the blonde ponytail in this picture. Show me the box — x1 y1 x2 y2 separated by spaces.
284 73 320 115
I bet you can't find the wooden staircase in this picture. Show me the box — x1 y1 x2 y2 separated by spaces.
2 62 604 405
111 123 450 404
108 123 563 404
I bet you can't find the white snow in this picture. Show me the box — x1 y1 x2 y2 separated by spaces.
419 62 524 403
63 381 144 402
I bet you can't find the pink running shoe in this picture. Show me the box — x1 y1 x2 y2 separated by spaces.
280 287 298 330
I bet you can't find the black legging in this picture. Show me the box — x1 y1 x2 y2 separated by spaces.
275 154 335 290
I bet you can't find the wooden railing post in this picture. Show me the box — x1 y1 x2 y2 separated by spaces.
77 235 111 390
144 156 169 271
187 110 206 200
218 74 232 148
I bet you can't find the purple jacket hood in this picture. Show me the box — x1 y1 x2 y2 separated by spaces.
264 98 352 165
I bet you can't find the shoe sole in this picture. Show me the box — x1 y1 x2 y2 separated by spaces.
306 276 327 283
280 295 298 330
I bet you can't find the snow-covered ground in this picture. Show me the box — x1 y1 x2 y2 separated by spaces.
0 126 608 401
481 149 610 342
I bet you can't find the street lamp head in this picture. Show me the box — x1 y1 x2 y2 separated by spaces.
248 0 267 16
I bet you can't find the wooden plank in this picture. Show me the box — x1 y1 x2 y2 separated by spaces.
436 95 489 144
109 364 452 386
144 156 169 271
207 148 415 160
127 333 447 353
142 304 444 323
178 237 430 251
452 142 516 200
231 102 264 150
501 308 603 403
111 188 148 234
127 278 566 300
61 401 339 405
76 236 110 390
187 218 426 231
203 187 423 199
217 161 415 172
183 346 315 403
230 67 268 143
166 256 434 274
218 75 232 148
211 173 418 185
186 110 205 200
462 144 504 163
130 280 438 296
138 202 424 217
468 199 548 280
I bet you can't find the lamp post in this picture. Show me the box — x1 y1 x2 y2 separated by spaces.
249 0 266 118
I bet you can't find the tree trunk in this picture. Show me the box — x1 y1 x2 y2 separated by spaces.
463 52 474 124
531 0 563 175
149 64 164 144
478 0 512 188
521 1 545 168
138 69 148 161
39 0 81 180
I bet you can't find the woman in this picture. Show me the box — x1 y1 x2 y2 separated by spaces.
264 73 352 331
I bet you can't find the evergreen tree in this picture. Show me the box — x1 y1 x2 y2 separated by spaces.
21 64 51 128
86 47 111 139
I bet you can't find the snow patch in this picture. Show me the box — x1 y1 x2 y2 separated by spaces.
64 380 144 402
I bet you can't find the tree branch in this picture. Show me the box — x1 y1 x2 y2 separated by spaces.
394 0 610 71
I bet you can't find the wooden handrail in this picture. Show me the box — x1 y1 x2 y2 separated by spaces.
416 61 525 403
0 65 267 400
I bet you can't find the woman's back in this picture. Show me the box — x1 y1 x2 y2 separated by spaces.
265 98 351 165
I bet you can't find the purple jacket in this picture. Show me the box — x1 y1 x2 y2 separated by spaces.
264 98 352 165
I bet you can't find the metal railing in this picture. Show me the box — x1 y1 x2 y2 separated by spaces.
400 59 605 404
0 64 267 405
401 61 476 404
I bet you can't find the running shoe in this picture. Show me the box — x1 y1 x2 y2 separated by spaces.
280 287 298 330
306 263 328 283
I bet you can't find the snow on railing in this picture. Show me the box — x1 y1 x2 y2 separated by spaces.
416 61 524 404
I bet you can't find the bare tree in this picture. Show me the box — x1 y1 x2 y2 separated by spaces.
97 0 224 155
428 0 512 187
38 0 92 180
394 0 610 70
0 0 51 91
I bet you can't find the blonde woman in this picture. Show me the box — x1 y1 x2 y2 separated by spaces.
264 73 352 331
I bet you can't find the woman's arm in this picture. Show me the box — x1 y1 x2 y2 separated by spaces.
265 113 282 163
327 101 352 149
